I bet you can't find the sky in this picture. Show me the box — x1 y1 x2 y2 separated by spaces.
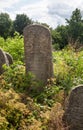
0 0 83 28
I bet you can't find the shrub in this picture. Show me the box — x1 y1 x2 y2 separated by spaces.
0 32 24 62
53 47 83 95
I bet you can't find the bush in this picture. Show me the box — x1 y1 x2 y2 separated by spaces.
0 32 24 62
53 46 83 95
1 63 35 92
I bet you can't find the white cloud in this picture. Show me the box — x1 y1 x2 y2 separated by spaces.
16 0 48 19
0 0 21 20
0 0 20 11
13 0 65 28
0 0 83 28
19 0 83 28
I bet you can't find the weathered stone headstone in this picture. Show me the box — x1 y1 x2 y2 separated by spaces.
0 49 9 74
23 24 53 84
5 52 13 65
63 85 83 130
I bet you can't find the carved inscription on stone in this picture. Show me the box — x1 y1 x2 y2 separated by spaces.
23 24 53 84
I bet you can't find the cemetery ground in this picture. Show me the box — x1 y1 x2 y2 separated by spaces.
0 34 83 129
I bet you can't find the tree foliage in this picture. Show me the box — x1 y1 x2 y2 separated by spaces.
66 8 83 43
51 8 83 49
51 25 68 49
14 14 32 34
0 13 33 38
0 32 24 62
0 13 13 39
0 9 83 49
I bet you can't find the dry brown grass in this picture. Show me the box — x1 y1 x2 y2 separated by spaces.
48 102 69 130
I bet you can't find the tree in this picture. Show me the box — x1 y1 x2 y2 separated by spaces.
51 8 83 50
14 14 32 34
66 8 83 43
51 25 68 49
66 8 82 23
0 13 13 39
56 25 68 48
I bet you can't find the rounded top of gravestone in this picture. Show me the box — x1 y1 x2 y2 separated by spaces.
63 85 83 130
70 85 83 95
24 24 50 32
72 84 83 90
23 24 51 38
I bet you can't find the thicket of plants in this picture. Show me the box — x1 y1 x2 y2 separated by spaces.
0 33 83 129
0 7 83 130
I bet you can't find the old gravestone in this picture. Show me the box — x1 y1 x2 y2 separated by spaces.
63 85 83 130
5 52 13 65
0 49 9 74
23 24 53 84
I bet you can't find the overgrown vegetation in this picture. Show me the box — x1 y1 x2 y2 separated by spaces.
0 32 24 62
0 33 83 129
0 8 83 130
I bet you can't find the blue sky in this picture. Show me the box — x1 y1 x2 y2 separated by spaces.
0 0 83 28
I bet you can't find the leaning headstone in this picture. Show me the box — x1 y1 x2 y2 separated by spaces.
5 52 13 65
0 49 9 74
23 24 53 84
63 85 83 130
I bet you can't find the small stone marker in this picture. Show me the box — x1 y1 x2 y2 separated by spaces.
23 24 53 84
63 85 83 130
0 49 9 74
